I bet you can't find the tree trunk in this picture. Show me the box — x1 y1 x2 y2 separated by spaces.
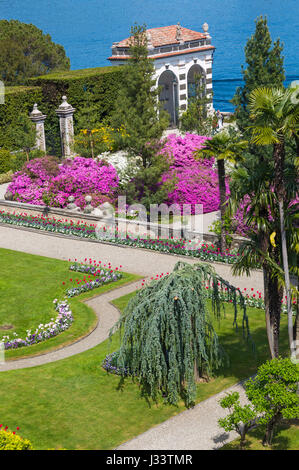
263 413 281 446
90 137 95 159
293 288 299 359
279 200 294 356
217 159 227 252
263 267 275 358
273 141 294 356
263 265 282 359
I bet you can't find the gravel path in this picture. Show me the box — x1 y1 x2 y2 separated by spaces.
0 223 258 449
0 278 141 372
117 381 249 450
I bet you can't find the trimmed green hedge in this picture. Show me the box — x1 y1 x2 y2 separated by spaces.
0 86 42 150
30 66 125 156
0 67 125 157
0 148 45 175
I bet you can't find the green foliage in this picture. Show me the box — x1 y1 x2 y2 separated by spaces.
218 391 257 449
0 149 13 174
110 24 169 168
246 358 299 445
112 261 251 407
0 19 70 85
6 113 36 159
209 214 234 248
232 16 285 134
30 66 125 156
180 76 216 136
0 429 33 450
0 148 44 175
0 86 42 150
120 145 176 210
0 170 13 184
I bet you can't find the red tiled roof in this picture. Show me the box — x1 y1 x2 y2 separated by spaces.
116 25 206 48
108 45 215 61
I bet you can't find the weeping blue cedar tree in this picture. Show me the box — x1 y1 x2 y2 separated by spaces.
110 261 251 406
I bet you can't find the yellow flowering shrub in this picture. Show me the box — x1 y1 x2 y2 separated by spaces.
0 429 33 450
74 124 129 158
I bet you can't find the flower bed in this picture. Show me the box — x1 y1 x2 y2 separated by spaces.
65 261 122 297
0 258 123 350
0 210 240 264
1 300 73 350
102 351 131 376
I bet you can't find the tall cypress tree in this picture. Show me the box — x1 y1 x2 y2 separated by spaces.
232 16 285 133
111 24 169 168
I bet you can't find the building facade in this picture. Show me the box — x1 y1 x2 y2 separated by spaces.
108 23 215 125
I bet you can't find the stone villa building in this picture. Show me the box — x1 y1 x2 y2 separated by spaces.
108 23 215 125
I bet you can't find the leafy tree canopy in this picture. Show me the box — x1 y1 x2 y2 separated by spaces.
0 20 70 85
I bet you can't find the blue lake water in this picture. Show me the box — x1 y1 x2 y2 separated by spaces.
1 0 298 110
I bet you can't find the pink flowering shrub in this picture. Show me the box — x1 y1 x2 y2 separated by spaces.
8 156 119 208
74 193 112 210
160 134 229 214
161 133 213 168
162 165 230 214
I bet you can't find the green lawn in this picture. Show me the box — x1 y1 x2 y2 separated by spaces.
0 248 139 360
0 278 291 449
221 420 299 450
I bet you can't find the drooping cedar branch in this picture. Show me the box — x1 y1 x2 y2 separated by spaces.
111 261 251 406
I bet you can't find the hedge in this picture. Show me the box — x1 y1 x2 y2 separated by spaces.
30 66 125 156
0 67 125 157
0 86 42 150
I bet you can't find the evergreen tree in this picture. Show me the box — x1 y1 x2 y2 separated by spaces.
0 20 70 85
110 24 169 168
111 261 251 407
232 16 285 133
180 74 216 136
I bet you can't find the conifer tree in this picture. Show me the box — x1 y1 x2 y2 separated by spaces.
111 261 251 407
232 16 285 133
111 24 169 168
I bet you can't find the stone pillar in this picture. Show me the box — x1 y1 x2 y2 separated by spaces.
55 96 76 158
29 104 47 152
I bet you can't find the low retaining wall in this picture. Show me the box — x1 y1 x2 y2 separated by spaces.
0 199 247 250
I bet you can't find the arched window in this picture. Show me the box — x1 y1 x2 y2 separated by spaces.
187 64 205 101
158 70 179 126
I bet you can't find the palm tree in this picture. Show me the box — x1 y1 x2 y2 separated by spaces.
194 129 248 252
228 153 298 358
248 86 299 356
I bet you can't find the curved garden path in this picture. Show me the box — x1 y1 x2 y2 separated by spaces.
0 223 264 371
0 224 258 449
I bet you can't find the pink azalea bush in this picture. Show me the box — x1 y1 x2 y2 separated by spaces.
160 133 229 214
8 156 119 208
161 133 213 168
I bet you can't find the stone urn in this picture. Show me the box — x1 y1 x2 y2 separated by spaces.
66 196 77 211
4 190 13 201
84 195 93 214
